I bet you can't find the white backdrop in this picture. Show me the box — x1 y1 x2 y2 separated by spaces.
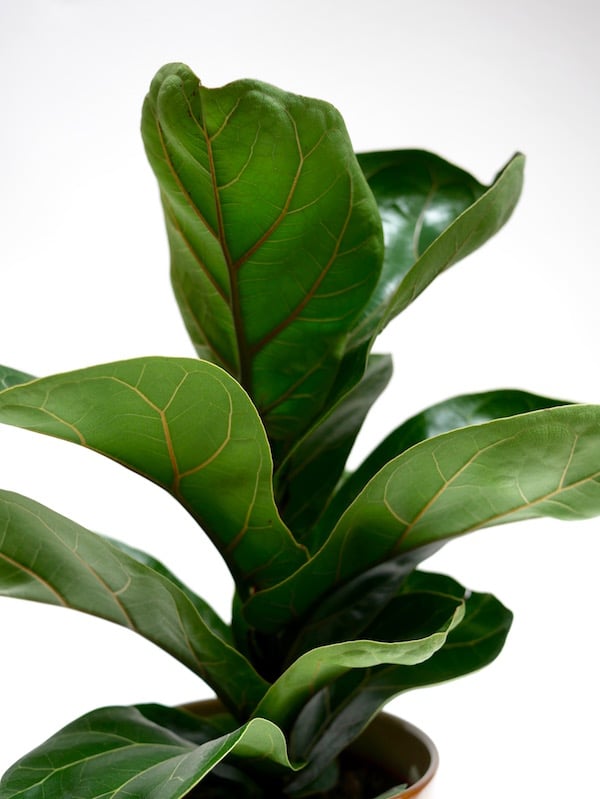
1 0 599 795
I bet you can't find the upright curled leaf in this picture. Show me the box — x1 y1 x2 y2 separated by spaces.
142 63 384 444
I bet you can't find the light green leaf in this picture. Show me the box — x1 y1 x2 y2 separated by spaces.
142 63 383 444
0 491 267 715
251 592 464 732
0 356 308 594
244 404 600 633
0 704 295 799
320 388 568 531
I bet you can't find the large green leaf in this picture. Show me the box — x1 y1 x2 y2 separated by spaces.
0 356 308 594
0 365 34 390
251 592 464 732
300 152 525 465
0 704 294 799
0 490 268 715
350 150 524 347
320 388 569 532
142 62 383 443
275 353 393 545
287 571 512 792
244 403 600 632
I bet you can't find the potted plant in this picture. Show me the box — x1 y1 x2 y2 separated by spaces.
1 62 599 798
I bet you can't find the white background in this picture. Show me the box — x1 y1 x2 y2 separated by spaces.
1 0 599 795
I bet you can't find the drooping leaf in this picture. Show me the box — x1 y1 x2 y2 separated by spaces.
320 388 569 532
287 571 511 792
0 365 34 390
276 353 393 545
244 403 600 633
0 490 268 715
142 62 383 443
251 592 464 732
0 704 295 799
0 356 308 594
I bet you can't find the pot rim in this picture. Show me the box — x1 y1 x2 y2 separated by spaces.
349 711 439 797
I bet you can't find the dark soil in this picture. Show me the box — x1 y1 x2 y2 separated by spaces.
318 752 408 799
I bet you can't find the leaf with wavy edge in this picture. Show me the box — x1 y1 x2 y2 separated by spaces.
142 62 383 443
244 404 600 633
0 704 295 799
251 592 464 731
0 365 34 390
0 490 268 715
287 571 512 792
0 356 308 594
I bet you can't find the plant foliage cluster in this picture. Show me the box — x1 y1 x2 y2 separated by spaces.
1 63 599 798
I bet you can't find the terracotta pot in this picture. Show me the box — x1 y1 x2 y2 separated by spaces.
180 700 438 798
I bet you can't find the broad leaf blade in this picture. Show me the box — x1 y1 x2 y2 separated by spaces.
288 572 511 791
142 63 384 442
320 388 569 531
0 356 308 593
0 365 34 390
244 403 600 633
276 353 393 545
0 705 294 799
295 153 525 469
0 490 267 715
251 593 464 732
350 151 524 347
351 149 487 346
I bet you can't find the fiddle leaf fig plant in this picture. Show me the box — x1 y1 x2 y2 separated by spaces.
1 62 599 798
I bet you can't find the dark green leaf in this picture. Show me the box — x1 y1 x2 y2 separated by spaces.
299 153 525 469
244 404 600 633
320 388 569 531
0 365 34 390
0 491 267 715
0 704 294 799
276 354 393 545
142 63 383 443
251 593 464 732
351 150 524 347
0 357 308 594
287 572 511 791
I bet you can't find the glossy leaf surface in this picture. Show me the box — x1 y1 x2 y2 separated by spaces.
306 152 524 451
321 388 568 531
288 571 511 791
142 63 383 442
0 356 307 593
245 404 600 632
351 150 524 346
0 490 268 714
252 592 464 731
0 704 294 799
